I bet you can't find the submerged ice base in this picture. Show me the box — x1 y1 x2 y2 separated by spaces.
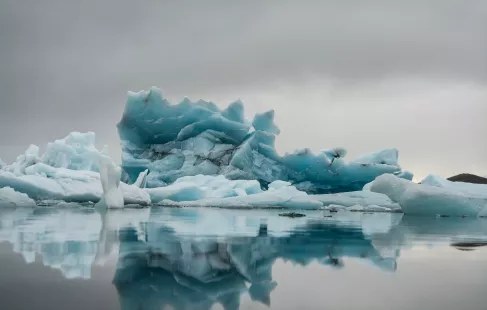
117 87 412 193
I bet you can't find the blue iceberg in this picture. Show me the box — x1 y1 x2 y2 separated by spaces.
117 87 412 193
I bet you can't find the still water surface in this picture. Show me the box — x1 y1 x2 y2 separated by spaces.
0 206 486 310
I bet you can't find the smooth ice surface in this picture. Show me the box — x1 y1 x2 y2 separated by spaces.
0 133 150 206
117 87 411 193
371 174 487 217
0 187 36 207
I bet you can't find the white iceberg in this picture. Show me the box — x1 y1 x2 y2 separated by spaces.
370 174 487 217
0 133 150 206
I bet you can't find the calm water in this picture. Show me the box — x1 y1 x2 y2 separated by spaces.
0 206 486 310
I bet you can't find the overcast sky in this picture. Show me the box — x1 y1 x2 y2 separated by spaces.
1 0 486 179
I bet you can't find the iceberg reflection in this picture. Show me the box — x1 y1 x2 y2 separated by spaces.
0 207 486 309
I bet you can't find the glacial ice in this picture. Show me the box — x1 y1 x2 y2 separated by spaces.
117 87 411 193
312 190 401 212
0 187 36 207
1 87 483 217
421 174 487 197
0 129 401 210
133 169 149 188
95 155 124 209
0 133 150 206
41 131 107 171
370 174 487 217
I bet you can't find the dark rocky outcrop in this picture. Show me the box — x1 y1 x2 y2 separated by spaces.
447 173 487 184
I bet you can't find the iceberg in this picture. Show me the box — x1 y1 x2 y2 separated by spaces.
0 133 150 206
370 174 487 217
117 87 411 193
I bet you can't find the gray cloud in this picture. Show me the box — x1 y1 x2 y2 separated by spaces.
0 0 486 178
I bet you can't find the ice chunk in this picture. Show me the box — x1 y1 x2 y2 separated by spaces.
41 132 106 171
312 191 401 212
323 204 348 212
0 187 36 207
354 148 399 166
362 181 373 191
395 170 414 181
268 180 292 190
95 155 124 209
147 182 205 203
348 204 365 212
252 110 280 135
348 204 392 212
421 174 487 197
157 179 323 209
133 169 148 188
0 163 150 206
117 88 410 193
371 174 487 217
3 132 108 175
147 175 264 203
0 133 150 206
6 145 40 176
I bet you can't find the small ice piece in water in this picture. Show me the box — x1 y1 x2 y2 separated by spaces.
323 204 348 212
348 205 365 212
96 155 124 209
